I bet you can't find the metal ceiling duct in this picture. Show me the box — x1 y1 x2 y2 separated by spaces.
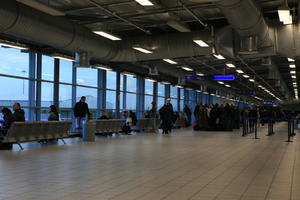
0 0 212 62
216 0 273 48
74 52 91 68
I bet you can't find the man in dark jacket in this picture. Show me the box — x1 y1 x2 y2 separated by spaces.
159 98 174 134
74 96 91 130
184 105 192 126
12 103 25 122
1 107 13 137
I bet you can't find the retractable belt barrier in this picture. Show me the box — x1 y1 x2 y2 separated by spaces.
242 117 296 142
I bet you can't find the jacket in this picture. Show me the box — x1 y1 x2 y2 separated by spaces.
159 104 174 121
13 109 25 122
74 101 91 118
48 112 59 121
3 112 13 130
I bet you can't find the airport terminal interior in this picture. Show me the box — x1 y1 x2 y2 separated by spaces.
1 0 300 199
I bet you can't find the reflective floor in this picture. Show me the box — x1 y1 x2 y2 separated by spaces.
0 123 299 200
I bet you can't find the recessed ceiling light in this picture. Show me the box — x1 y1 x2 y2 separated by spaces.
181 66 193 71
176 85 184 88
163 59 177 64
288 58 295 62
290 70 296 74
226 63 236 68
93 31 121 40
213 54 225 60
161 81 171 85
196 72 205 76
193 40 209 47
95 65 112 71
145 78 157 82
289 64 296 69
292 75 297 79
218 81 224 84
236 69 244 74
249 79 255 82
0 42 28 50
278 6 291 22
243 74 250 78
135 0 154 6
225 84 231 87
132 47 153 54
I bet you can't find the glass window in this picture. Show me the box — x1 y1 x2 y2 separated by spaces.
180 89 185 99
76 87 97 109
120 92 124 110
106 90 116 110
59 60 73 83
120 74 124 91
107 71 117 90
77 67 97 87
180 99 184 111
158 83 165 97
145 80 153 95
0 76 29 107
0 47 29 77
41 82 53 107
157 97 165 109
126 93 136 110
170 86 178 98
42 55 54 81
59 84 72 108
126 75 136 93
144 95 153 110
171 99 178 112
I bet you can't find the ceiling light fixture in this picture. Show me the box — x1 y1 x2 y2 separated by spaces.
243 74 250 78
193 40 209 47
226 63 236 68
288 58 295 62
123 72 136 77
249 79 255 82
93 31 121 41
145 78 157 82
135 0 154 6
213 54 225 60
176 85 184 88
196 72 205 76
218 81 224 85
132 47 153 54
290 70 296 74
236 69 244 74
292 75 297 79
0 42 28 50
278 6 291 22
163 59 177 64
95 65 112 71
225 84 231 87
161 81 171 85
52 55 75 62
181 66 193 71
290 64 296 69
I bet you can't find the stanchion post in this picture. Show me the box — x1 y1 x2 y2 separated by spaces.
254 118 259 139
286 119 293 143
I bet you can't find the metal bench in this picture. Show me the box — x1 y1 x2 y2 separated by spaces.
133 118 160 132
94 119 124 135
2 121 72 150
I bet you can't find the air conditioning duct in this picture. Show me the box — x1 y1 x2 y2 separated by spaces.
74 52 90 68
239 36 258 54
267 65 279 80
148 66 159 76
178 77 186 85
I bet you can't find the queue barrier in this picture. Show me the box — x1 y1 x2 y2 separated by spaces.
242 117 296 142
2 120 72 150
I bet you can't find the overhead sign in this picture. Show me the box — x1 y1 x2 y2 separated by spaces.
263 101 280 105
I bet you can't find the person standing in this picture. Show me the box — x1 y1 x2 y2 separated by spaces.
159 98 174 134
73 96 91 131
1 108 13 136
12 103 25 122
184 105 192 126
48 105 59 121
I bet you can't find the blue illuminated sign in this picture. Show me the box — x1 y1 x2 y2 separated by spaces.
212 75 235 81
263 101 280 105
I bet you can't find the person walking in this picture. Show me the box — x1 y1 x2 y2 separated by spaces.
159 98 174 134
73 96 91 131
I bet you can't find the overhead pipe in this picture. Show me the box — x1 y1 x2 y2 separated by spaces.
0 0 212 62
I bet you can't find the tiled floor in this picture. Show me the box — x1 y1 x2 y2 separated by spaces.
0 122 299 200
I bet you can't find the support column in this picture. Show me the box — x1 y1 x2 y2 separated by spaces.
35 53 42 121
71 63 76 119
28 52 36 121
98 69 106 116
153 82 158 110
116 72 121 118
136 77 145 119
53 59 59 108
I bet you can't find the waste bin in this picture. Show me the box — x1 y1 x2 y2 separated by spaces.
82 120 95 142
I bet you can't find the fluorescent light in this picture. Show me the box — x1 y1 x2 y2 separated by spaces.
196 90 201 93
95 65 112 71
196 73 205 76
288 58 295 62
292 75 297 79
93 31 121 41
210 94 215 96
0 42 28 50
145 78 157 82
243 74 250 78
203 91 209 94
225 84 231 87
213 54 225 60
226 63 236 68
218 81 224 85
135 0 154 6
163 59 177 64
123 72 135 77
290 70 296 74
283 15 292 24
249 79 255 82
181 66 193 71
132 47 153 54
278 6 291 22
52 55 75 62
193 40 209 47
236 69 244 74
176 85 183 88
161 81 171 85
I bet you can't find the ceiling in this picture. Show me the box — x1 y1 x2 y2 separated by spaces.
2 0 300 103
